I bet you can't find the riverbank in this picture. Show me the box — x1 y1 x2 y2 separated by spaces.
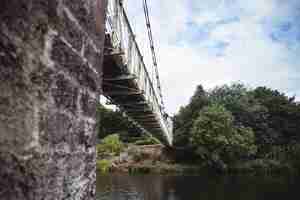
97 144 299 175
97 144 202 174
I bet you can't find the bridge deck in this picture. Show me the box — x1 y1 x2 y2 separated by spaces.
102 0 172 145
103 38 171 144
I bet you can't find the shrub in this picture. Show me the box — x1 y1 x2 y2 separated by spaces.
97 134 124 156
97 159 111 173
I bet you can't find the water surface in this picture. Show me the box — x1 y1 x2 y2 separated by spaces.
97 173 299 200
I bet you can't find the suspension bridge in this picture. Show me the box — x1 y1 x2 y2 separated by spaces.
102 0 173 145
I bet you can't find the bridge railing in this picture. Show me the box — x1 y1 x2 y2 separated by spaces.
105 0 173 144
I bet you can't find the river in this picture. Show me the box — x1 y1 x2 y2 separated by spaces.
97 173 300 200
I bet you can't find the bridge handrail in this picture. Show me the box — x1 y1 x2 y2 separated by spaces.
106 0 173 142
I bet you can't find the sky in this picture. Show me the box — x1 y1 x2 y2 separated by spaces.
122 0 300 115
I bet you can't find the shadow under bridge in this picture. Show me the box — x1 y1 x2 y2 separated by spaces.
102 0 173 145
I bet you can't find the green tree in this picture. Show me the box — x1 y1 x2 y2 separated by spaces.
173 82 300 166
191 104 256 163
173 85 209 146
96 104 141 140
252 87 300 145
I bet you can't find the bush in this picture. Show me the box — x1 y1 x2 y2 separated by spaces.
97 159 111 173
97 134 124 156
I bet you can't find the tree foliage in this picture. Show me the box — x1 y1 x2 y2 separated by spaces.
96 104 141 140
190 104 256 163
173 85 209 146
251 87 300 144
174 83 300 163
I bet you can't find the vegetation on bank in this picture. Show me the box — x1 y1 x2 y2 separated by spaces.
96 134 165 174
97 134 124 157
190 104 257 165
173 83 300 172
96 83 300 174
96 104 142 141
97 159 111 174
96 129 161 174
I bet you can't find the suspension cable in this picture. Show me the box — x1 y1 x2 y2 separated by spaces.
142 0 165 110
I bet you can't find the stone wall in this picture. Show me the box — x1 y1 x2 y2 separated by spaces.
0 0 106 199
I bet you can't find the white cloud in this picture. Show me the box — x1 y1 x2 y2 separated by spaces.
123 0 300 114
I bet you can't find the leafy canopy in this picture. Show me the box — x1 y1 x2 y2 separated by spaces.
191 104 257 163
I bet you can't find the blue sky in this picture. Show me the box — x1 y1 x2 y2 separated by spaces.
124 0 300 114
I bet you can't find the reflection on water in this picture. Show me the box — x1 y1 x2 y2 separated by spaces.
97 173 300 200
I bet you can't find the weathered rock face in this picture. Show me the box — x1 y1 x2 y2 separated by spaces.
0 0 106 199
